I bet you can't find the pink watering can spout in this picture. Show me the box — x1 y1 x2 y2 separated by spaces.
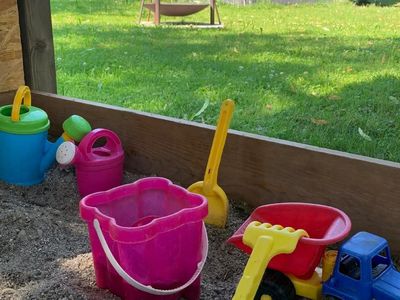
56 140 82 166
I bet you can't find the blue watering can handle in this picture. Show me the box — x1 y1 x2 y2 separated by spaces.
93 219 208 296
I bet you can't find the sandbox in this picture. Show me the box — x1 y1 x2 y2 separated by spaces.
1 89 400 299
0 167 250 299
2 1 400 298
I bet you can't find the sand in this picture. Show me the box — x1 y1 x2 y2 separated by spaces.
0 166 250 300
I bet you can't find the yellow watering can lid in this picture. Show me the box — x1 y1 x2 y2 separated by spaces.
0 86 50 134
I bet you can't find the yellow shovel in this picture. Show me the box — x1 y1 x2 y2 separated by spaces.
188 99 235 228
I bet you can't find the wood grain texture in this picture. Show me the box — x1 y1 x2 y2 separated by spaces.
17 0 56 93
154 0 160 25
210 0 215 25
0 0 25 92
1 91 400 252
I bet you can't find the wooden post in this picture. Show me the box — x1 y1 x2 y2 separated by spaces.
0 0 25 93
17 0 57 93
210 0 215 25
138 0 145 24
154 0 160 25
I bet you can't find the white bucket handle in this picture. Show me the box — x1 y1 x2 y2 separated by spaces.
93 218 208 296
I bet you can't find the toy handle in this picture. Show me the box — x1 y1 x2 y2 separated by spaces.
203 99 234 193
93 219 208 296
11 86 32 122
79 128 122 159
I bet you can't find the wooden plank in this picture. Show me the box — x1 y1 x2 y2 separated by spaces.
210 0 215 25
1 91 400 253
155 0 160 25
0 0 25 93
0 90 16 104
17 0 56 93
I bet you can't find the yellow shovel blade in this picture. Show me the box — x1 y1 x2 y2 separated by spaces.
188 181 228 228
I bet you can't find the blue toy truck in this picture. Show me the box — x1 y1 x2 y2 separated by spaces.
323 231 400 300
230 226 400 299
229 203 400 300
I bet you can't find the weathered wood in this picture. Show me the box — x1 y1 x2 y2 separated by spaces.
0 0 24 93
141 1 218 25
0 90 16 103
210 0 215 25
154 0 160 25
1 91 400 252
143 3 209 17
17 0 56 93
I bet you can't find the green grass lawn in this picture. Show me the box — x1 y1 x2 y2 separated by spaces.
51 0 400 161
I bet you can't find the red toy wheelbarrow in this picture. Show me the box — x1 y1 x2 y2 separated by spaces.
228 202 352 279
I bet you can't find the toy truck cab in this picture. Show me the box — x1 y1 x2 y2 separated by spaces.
323 231 400 300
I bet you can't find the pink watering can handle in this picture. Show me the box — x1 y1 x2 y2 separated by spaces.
93 219 208 296
79 128 122 160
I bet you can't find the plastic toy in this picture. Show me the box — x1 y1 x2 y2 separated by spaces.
229 203 352 279
323 231 400 299
230 203 400 300
233 221 308 300
228 202 353 300
56 128 124 197
0 86 91 185
188 99 234 228
80 177 208 300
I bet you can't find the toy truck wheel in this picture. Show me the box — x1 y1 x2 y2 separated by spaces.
255 269 296 300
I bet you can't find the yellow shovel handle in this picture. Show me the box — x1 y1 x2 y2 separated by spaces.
11 85 31 122
203 99 235 193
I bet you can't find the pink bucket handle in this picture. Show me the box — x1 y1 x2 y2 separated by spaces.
79 129 122 160
93 219 208 296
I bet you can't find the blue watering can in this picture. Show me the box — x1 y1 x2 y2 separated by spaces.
0 86 91 185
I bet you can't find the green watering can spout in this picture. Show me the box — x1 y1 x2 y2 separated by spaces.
40 115 92 173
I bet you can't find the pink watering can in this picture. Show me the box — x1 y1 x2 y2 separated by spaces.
56 128 124 197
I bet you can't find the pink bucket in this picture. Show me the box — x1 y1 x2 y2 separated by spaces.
80 177 208 300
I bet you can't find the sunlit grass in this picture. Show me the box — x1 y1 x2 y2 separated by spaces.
51 0 400 161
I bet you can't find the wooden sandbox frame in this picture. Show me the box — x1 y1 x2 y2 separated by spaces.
1 0 400 252
1 90 400 253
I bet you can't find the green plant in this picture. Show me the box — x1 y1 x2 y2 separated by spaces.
51 0 400 162
351 0 399 6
